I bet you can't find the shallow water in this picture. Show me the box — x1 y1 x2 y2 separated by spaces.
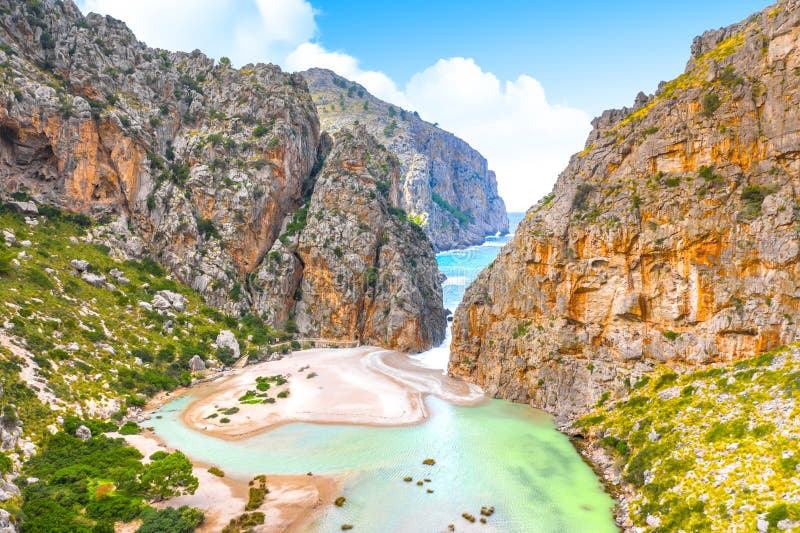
149 213 618 532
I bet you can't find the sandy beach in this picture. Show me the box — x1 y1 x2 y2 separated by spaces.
120 431 338 532
180 346 485 440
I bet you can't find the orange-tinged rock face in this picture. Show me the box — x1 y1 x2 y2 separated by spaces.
450 2 800 422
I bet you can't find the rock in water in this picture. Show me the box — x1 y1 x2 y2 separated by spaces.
451 1 800 421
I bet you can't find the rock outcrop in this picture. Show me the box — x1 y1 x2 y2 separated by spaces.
302 68 508 250
0 0 444 351
451 0 800 421
256 126 446 352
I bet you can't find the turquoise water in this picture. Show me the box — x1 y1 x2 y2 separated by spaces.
149 213 618 532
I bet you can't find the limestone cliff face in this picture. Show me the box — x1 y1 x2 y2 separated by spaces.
255 126 446 352
301 68 508 251
451 0 800 421
0 0 444 351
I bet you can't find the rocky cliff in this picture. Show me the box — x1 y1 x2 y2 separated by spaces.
301 68 508 251
451 0 800 422
0 0 444 351
256 126 445 351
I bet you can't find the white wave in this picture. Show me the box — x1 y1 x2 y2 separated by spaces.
442 276 470 286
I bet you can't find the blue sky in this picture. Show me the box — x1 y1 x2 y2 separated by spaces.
77 0 769 210
310 0 765 116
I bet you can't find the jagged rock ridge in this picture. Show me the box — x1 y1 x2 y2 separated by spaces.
0 0 444 351
256 126 446 351
301 68 509 251
450 0 800 421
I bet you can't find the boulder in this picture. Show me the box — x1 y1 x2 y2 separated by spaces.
188 355 206 372
70 259 89 271
80 272 106 287
109 268 130 285
216 330 240 359
75 425 92 441
8 200 38 215
0 508 15 533
154 290 186 312
0 480 19 502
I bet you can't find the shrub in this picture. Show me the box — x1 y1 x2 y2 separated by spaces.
138 506 204 533
572 184 594 211
208 466 225 477
119 421 140 435
196 217 219 240
222 512 264 533
701 92 721 116
383 120 397 136
431 192 472 225
662 330 680 341
741 185 772 217
0 452 12 474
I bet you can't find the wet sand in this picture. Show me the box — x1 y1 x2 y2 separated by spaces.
180 347 485 440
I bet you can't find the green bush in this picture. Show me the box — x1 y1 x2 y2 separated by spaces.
741 185 772 217
701 92 721 116
119 421 141 435
138 506 204 533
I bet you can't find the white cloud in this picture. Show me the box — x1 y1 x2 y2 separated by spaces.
285 43 410 107
405 58 591 211
286 50 590 210
76 0 317 66
77 0 235 54
76 1 591 211
231 0 316 66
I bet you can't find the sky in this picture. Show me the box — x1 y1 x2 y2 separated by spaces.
76 0 767 211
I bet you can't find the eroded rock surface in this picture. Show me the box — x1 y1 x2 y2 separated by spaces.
451 0 800 420
0 0 444 351
302 68 508 250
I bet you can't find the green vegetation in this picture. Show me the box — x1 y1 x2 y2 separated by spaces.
701 92 722 116
662 330 680 341
278 203 309 245
245 475 268 511
741 185 774 218
431 192 472 226
18 431 199 532
572 183 594 211
222 512 265 533
383 119 397 136
208 466 225 477
119 421 141 435
138 506 204 533
0 205 288 448
577 344 800 531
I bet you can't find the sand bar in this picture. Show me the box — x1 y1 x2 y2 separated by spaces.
179 346 485 440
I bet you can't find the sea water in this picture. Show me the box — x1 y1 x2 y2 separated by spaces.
148 213 618 532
